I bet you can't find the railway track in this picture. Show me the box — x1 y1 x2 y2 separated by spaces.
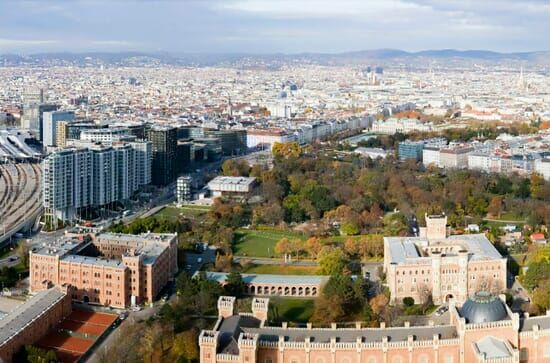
0 161 42 234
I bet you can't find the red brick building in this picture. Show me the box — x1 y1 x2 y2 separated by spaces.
30 232 178 308
0 285 72 362
200 295 550 363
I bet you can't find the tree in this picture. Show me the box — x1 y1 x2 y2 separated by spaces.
370 293 389 317
382 212 409 236
275 238 291 256
224 272 247 298
523 260 550 291
17 242 30 269
402 297 415 307
214 253 233 272
487 196 503 218
304 237 323 258
221 159 250 177
252 202 284 226
312 274 365 324
272 141 302 159
24 345 57 363
171 327 200 362
530 174 544 199
318 248 348 275
341 221 360 236
532 280 550 311
283 195 307 222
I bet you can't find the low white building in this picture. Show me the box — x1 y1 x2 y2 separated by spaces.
207 176 256 198
354 147 390 159
371 118 432 135
535 158 550 180
422 147 441 167
246 129 295 149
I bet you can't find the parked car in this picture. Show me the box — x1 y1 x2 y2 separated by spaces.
435 306 448 316
118 311 129 321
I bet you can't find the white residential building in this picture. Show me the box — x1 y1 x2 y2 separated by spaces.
535 158 550 180
246 129 295 149
80 127 131 143
371 118 433 135
422 147 441 167
42 141 152 222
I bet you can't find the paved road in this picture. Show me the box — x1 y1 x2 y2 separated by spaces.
509 272 531 312
483 218 526 224
185 246 217 274
0 255 20 268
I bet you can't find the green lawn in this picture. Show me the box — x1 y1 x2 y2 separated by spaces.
232 228 304 257
242 264 318 275
152 205 210 221
269 297 315 323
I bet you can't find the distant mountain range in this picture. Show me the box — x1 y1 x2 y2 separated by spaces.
1 49 548 67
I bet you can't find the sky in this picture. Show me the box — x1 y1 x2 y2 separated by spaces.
0 0 549 54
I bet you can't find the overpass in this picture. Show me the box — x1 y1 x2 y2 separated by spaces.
0 207 42 248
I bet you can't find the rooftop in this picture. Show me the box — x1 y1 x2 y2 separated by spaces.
474 336 512 359
204 272 329 285
385 234 503 264
0 288 66 347
208 176 256 187
460 292 509 324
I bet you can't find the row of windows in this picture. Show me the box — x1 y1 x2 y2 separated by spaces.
266 356 454 363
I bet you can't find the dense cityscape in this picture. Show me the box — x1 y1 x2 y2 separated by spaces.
0 1 550 363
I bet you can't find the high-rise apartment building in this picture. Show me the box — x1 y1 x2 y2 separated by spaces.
42 110 75 147
21 88 44 130
42 141 151 224
176 176 193 205
146 125 177 186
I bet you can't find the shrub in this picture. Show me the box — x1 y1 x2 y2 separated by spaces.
403 297 415 307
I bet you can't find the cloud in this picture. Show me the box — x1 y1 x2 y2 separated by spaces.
90 40 136 48
218 0 431 19
0 38 59 48
0 0 547 53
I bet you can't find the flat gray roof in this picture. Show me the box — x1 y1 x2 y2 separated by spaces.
61 254 125 268
520 314 550 332
385 234 503 264
244 324 457 343
0 288 66 347
204 272 328 285
474 336 512 359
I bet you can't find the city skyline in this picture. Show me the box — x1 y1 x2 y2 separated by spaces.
1 0 549 54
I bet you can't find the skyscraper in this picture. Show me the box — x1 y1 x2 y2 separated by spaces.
42 141 152 225
146 125 177 186
21 88 44 130
42 110 75 147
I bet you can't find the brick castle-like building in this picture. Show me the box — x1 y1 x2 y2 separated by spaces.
384 214 507 304
30 232 177 308
200 295 550 363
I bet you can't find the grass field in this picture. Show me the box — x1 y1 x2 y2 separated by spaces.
242 264 318 275
233 228 383 259
232 228 305 257
152 205 210 221
269 297 315 323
